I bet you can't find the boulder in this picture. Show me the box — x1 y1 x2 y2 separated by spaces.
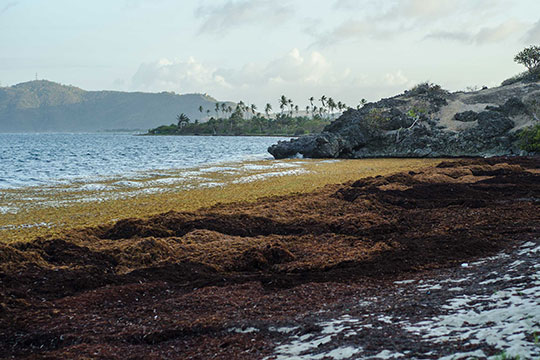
454 111 478 122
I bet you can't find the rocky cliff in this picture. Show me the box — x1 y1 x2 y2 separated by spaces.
268 80 540 159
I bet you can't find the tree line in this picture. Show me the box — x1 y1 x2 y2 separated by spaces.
147 94 368 136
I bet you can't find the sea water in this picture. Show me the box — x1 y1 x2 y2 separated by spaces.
0 133 288 189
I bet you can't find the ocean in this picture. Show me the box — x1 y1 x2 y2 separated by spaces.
0 133 289 189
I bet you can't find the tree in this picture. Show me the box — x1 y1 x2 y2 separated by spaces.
518 124 540 152
250 104 257 119
215 103 220 118
327 97 336 119
288 98 294 116
198 106 204 120
265 103 272 119
279 95 288 115
357 98 367 110
176 113 190 128
319 95 327 108
514 45 540 73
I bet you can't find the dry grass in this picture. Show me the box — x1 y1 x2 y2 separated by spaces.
0 158 441 243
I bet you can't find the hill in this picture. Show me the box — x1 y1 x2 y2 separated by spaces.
269 79 540 158
0 80 233 132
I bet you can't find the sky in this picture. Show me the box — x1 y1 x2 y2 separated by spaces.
1 0 540 109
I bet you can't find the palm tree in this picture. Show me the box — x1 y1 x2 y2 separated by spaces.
265 103 272 119
221 103 227 116
176 113 190 128
327 97 336 119
198 105 204 117
279 95 288 115
287 98 293 115
250 104 257 119
294 105 299 116
319 95 327 109
215 103 220 118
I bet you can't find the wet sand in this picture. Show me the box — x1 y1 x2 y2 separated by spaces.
0 157 539 359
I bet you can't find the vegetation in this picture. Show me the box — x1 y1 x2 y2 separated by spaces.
518 124 540 152
502 45 540 85
147 95 364 136
514 45 540 73
0 80 227 132
148 114 330 136
0 159 440 243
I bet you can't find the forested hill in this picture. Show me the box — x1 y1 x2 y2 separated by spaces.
0 80 233 132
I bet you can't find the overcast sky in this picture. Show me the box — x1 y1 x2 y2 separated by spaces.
1 0 539 108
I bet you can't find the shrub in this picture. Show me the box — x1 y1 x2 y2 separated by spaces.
501 70 540 86
514 45 540 73
518 124 540 152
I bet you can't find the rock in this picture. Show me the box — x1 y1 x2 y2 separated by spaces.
476 111 514 136
268 80 540 159
486 97 530 117
454 111 478 122
268 133 345 159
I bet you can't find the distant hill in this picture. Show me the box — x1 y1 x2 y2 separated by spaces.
0 80 234 132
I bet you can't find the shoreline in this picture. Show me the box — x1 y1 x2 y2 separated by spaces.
0 158 441 243
0 156 538 358
138 133 295 137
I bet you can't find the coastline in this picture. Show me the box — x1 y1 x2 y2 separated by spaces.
0 158 440 243
0 156 538 358
138 133 296 137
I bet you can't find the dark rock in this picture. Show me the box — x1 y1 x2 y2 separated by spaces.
454 111 478 122
476 111 514 136
485 97 530 117
268 133 346 159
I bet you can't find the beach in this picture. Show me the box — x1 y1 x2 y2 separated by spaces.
1 156 538 359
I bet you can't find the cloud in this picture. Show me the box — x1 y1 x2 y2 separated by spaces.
195 0 292 36
311 19 395 46
131 57 232 93
131 49 351 91
333 0 359 10
0 1 18 14
426 20 528 44
384 70 412 87
333 0 504 21
128 49 376 106
524 19 540 43
424 31 471 42
314 0 512 47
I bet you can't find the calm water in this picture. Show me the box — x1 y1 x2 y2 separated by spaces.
0 133 288 189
